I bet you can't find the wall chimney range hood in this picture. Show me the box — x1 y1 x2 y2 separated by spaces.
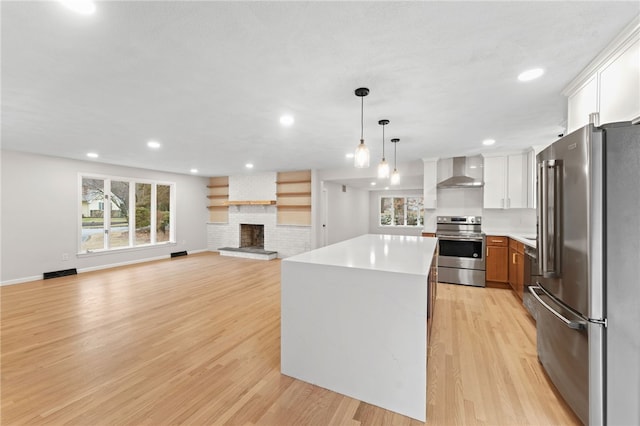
437 157 484 189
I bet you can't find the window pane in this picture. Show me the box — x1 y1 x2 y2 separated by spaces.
156 184 171 243
393 198 405 226
110 181 130 248
380 197 392 226
406 197 424 226
81 178 105 251
135 183 151 245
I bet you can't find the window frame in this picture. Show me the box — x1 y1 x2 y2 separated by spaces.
78 173 176 255
378 195 424 227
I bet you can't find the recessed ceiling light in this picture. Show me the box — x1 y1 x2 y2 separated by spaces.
86 152 98 158
370 182 376 186
518 68 544 82
147 140 161 149
190 168 198 174
58 0 96 15
280 115 294 126
385 187 389 190
345 153 354 159
245 163 254 169
483 139 496 146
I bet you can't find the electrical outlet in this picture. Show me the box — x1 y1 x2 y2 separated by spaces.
62 253 69 261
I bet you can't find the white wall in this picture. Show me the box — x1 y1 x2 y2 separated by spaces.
1 150 209 284
369 189 425 236
324 182 369 245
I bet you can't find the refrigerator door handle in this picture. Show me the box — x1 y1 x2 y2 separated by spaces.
538 160 563 278
529 285 586 330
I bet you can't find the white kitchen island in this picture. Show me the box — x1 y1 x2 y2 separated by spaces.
281 234 438 422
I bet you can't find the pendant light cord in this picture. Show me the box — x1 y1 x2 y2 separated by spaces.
394 141 397 169
360 96 364 141
382 124 385 158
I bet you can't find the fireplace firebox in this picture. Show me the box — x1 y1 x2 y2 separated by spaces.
240 224 264 249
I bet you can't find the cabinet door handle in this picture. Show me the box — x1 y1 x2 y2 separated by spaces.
512 253 516 264
486 247 489 257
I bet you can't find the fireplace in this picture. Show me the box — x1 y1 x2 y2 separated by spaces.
240 224 264 249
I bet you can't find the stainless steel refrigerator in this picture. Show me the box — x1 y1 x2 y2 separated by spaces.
530 121 640 425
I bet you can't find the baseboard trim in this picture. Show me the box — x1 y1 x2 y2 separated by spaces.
1 249 210 286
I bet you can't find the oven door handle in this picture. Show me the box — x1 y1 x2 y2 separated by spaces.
436 234 483 242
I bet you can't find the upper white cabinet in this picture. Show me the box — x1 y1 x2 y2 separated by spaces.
567 76 598 132
423 158 437 209
600 38 640 125
565 17 640 133
483 152 531 209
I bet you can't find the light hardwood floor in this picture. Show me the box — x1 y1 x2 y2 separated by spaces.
1 252 580 425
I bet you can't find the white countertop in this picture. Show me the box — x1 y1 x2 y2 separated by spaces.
284 234 438 276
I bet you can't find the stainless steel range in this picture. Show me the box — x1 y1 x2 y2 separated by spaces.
435 216 486 287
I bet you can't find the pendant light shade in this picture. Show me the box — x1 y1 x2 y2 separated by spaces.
354 88 370 168
377 119 390 179
390 138 400 185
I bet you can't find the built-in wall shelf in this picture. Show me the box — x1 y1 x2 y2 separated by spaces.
276 180 310 185
207 176 229 223
276 192 311 196
277 170 311 225
223 200 276 206
277 205 310 209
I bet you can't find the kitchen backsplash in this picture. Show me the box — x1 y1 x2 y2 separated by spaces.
435 187 483 216
423 187 536 233
482 208 536 233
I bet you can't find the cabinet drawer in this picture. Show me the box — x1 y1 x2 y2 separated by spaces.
486 235 508 246
509 239 524 252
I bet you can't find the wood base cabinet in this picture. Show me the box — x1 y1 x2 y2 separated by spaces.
486 236 509 284
509 239 525 300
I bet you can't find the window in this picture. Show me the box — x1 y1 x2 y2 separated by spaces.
80 175 175 253
380 196 424 227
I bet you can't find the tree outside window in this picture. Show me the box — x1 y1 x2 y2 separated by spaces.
80 175 174 252
379 196 424 227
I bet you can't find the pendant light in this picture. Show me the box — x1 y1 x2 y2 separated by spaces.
390 138 400 185
377 119 390 179
354 87 370 168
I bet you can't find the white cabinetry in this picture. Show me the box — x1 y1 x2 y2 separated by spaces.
483 153 530 209
564 17 640 133
567 76 598 132
422 158 437 209
600 38 640 125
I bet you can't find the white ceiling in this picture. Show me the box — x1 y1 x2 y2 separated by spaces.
2 1 638 183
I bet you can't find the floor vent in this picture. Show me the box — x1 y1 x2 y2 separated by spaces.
43 268 78 280
171 251 188 258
